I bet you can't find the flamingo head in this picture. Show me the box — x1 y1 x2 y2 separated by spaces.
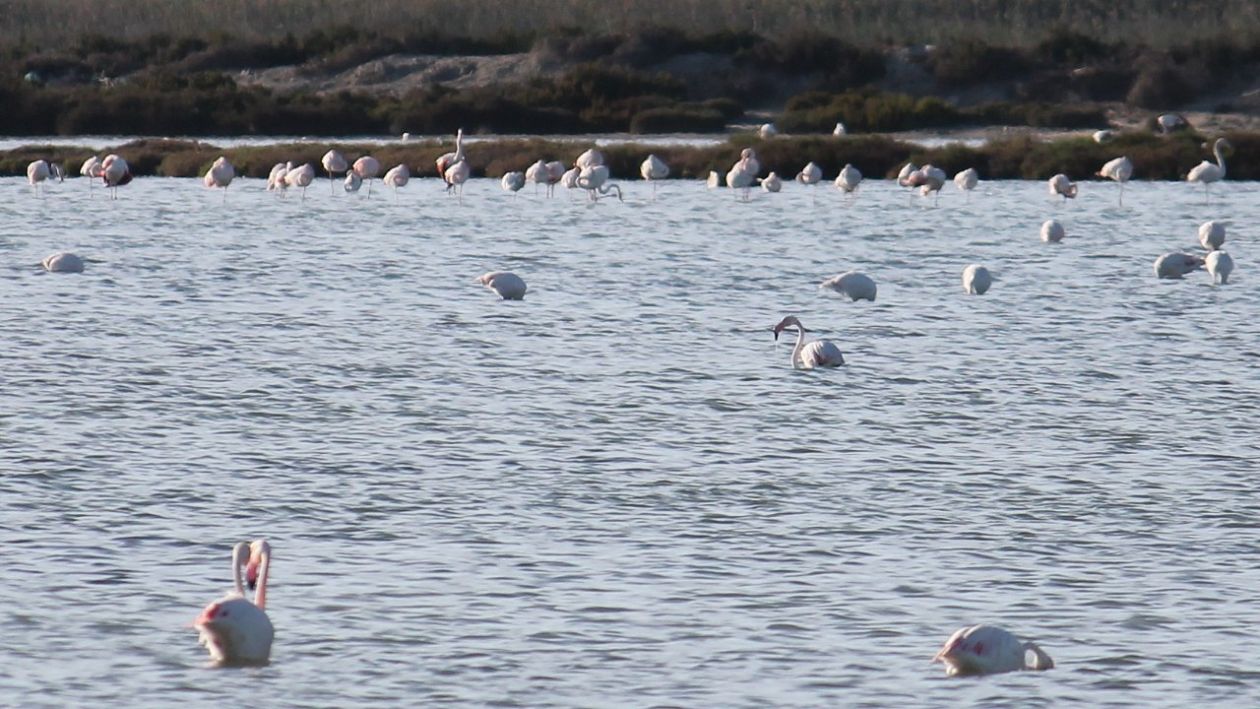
245 539 270 590
932 627 996 676
772 316 804 340
740 148 756 160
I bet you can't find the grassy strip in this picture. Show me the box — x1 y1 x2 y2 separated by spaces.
5 132 1257 182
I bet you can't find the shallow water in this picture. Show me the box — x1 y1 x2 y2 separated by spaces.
1 175 1257 707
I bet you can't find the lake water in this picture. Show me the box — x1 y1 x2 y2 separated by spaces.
1 174 1257 707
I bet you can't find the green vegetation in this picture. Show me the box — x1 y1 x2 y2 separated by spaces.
5 131 1257 182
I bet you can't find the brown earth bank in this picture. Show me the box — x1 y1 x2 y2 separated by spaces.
4 130 1258 183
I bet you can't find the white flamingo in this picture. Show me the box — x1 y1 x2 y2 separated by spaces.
1198 220 1225 251
759 123 778 139
478 271 527 300
194 540 274 666
100 154 132 200
904 164 946 204
640 154 670 198
284 163 316 201
772 316 845 369
353 156 381 196
1048 173 1078 202
26 160 52 196
953 168 978 200
1154 252 1204 279
759 171 782 193
42 252 85 273
575 148 604 170
819 271 876 302
1157 113 1187 134
1097 156 1133 206
444 158 470 203
1206 251 1233 284
321 149 348 194
1187 138 1230 203
726 148 760 201
560 166 581 196
577 164 622 202
202 156 235 201
962 264 992 294
934 625 1053 677
1041 219 1066 243
1092 129 1115 144
80 155 103 195
705 170 721 189
525 159 549 195
796 162 822 186
383 163 410 199
436 128 466 194
544 161 566 197
836 163 862 195
501 171 525 194
833 122 847 136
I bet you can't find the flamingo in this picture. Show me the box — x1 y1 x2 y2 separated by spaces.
962 264 992 294
759 123 778 139
905 164 946 205
1040 219 1066 243
80 155 103 195
444 158 470 204
726 148 759 201
640 154 670 198
575 148 604 170
194 539 274 666
560 166 581 197
771 315 845 369
344 170 362 193
525 159 549 195
100 154 132 199
1206 251 1233 284
1048 173 1078 202
284 163 316 201
836 164 862 195
1097 156 1133 206
759 171 782 193
267 162 291 193
436 129 466 194
819 271 877 302
478 271 527 300
1187 138 1230 203
42 252 85 273
896 162 917 187
934 625 1053 677
26 160 52 196
544 161 566 197
833 122 847 136
1199 220 1225 251
577 164 622 202
321 149 348 194
953 168 978 200
501 171 525 194
1092 129 1115 144
796 162 822 186
383 163 410 199
1154 252 1204 279
353 156 381 195
1157 113 1187 134
705 170 721 189
202 156 234 201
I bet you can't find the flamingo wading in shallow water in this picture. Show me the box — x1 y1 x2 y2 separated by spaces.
353 156 381 196
321 149 348 194
1097 156 1133 206
772 316 845 369
437 129 467 195
202 156 235 201
101 154 132 200
962 264 992 294
195 540 274 666
640 154 670 198
1187 138 1230 203
1048 173 1078 202
934 625 1054 677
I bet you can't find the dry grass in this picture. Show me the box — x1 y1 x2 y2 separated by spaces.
5 0 1260 47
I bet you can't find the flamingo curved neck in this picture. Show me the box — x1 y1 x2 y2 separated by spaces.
231 544 248 597
792 327 807 368
254 549 270 610
1214 143 1227 176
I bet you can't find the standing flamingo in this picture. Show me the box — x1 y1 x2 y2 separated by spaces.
383 163 410 199
904 165 946 205
80 155 103 195
26 160 53 196
640 154 670 198
1097 156 1133 206
202 156 235 201
953 168 978 200
444 158 470 204
575 148 604 170
836 164 862 196
321 149 348 194
544 161 566 197
344 170 362 193
284 163 316 201
353 156 381 196
525 160 549 195
1198 220 1225 251
833 122 847 136
1040 219 1066 243
100 154 132 200
934 625 1053 677
1048 173 1078 202
577 164 622 202
42 252 86 273
501 171 525 194
194 540 274 666
436 129 467 194
771 316 845 369
725 148 760 201
796 161 822 203
1206 251 1233 284
759 172 782 193
1187 138 1230 203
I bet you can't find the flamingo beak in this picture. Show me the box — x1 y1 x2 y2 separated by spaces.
245 560 260 590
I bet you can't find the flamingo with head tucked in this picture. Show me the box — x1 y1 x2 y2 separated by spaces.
100 154 132 200
1198 220 1225 251
321 149 348 194
836 164 862 197
194 540 274 666
501 171 525 195
284 163 316 201
1048 173 1078 202
726 148 760 201
962 264 992 294
1206 251 1233 284
202 156 235 202
640 154 670 198
80 156 103 195
1187 138 1230 203
953 168 978 200
934 625 1053 677
383 163 410 199
772 316 845 369
353 156 381 196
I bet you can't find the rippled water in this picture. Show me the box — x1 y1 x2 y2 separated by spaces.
2 174 1257 707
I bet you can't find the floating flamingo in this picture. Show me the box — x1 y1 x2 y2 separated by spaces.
962 264 992 294
1198 220 1225 251
1048 173 1078 202
194 540 274 666
1154 252 1204 279
934 625 1053 677
759 171 782 193
772 316 845 369
820 271 877 302
478 271 527 300
1040 219 1065 243
1206 251 1233 284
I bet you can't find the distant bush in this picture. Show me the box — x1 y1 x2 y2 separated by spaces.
629 106 725 133
930 41 1030 86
